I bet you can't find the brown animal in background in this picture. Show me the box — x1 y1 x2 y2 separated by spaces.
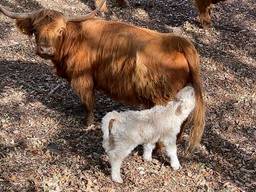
95 0 129 13
95 0 108 12
95 0 226 27
94 0 153 12
0 0 205 153
195 0 226 27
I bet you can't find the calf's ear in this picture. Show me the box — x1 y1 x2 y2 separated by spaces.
16 18 34 36
175 104 182 116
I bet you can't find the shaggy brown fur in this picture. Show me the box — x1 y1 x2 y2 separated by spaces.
195 0 226 27
0 6 205 152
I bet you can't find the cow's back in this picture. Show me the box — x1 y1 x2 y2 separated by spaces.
85 20 191 106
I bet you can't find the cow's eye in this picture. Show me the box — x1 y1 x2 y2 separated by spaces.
31 28 37 35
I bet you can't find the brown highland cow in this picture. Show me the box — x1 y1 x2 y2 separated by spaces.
0 0 205 152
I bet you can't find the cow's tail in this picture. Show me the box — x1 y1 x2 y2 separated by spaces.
101 111 120 148
180 38 206 154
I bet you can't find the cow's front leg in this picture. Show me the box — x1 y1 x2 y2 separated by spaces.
82 90 95 126
71 76 95 126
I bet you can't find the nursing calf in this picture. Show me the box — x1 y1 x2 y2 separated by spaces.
101 86 196 183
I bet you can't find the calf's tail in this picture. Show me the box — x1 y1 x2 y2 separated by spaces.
101 111 120 142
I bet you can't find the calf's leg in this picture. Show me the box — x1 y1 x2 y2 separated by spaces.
110 157 123 183
108 144 136 183
164 138 181 170
143 143 155 161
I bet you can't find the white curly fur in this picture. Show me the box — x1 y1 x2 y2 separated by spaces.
101 86 196 183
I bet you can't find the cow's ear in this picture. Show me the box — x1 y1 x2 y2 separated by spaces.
16 18 34 36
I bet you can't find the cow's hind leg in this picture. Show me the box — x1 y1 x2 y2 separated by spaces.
82 90 95 126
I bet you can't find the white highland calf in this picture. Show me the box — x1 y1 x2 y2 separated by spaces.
101 86 196 183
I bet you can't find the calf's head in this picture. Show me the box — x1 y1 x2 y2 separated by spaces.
174 86 196 116
0 0 106 59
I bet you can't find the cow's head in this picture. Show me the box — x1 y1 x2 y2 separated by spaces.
0 0 105 59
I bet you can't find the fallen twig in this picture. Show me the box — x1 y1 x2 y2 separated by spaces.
48 84 61 95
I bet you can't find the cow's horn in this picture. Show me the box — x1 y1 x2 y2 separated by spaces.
67 0 106 22
0 5 31 19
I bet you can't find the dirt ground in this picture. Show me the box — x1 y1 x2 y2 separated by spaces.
0 0 255 191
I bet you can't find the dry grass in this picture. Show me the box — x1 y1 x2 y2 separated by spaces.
0 0 255 191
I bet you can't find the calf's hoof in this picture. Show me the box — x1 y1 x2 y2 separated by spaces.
171 161 181 171
143 156 152 162
143 154 152 161
112 176 123 183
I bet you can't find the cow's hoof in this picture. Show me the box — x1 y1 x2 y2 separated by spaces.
84 116 95 127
